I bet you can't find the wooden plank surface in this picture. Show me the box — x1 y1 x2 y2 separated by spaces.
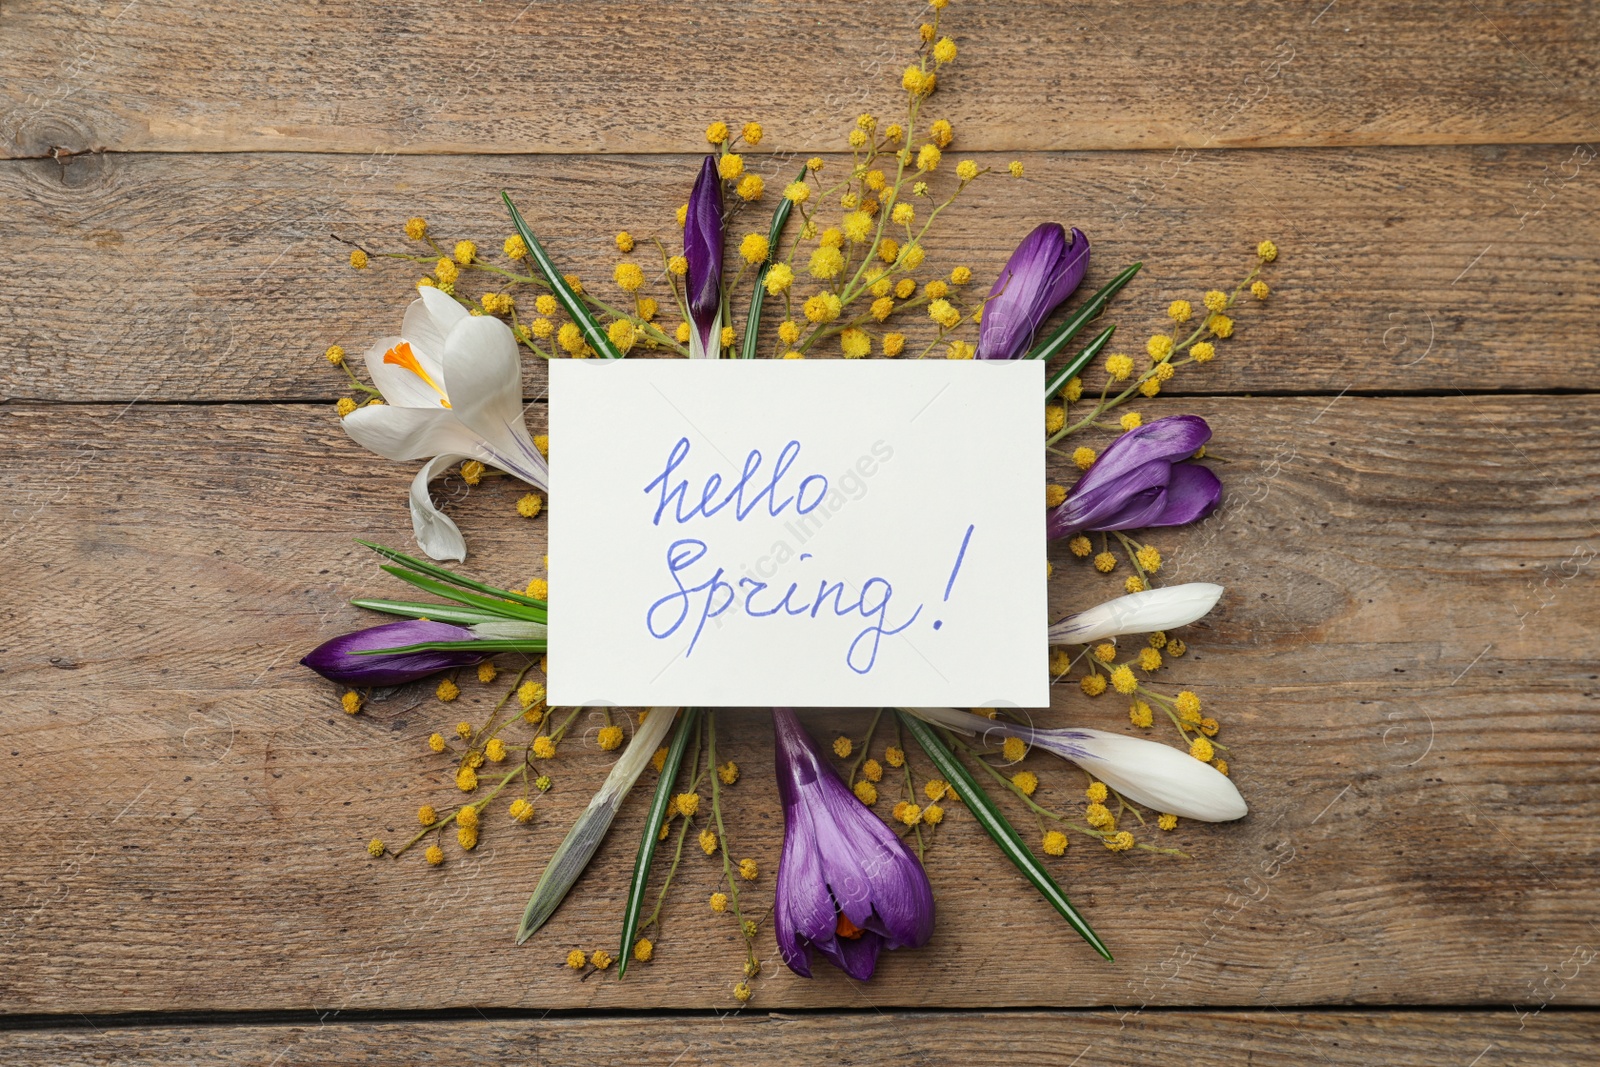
5 143 1599 404
3 0 1597 158
2 1011 1596 1066
2 396 1595 1013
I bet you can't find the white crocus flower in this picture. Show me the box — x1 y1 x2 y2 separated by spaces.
907 707 1247 822
1048 583 1224 645
342 287 548 561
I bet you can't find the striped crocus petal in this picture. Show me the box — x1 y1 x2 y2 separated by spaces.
907 708 1246 823
1049 583 1224 645
684 155 725 359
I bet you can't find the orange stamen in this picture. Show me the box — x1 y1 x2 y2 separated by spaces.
835 914 864 940
382 342 451 408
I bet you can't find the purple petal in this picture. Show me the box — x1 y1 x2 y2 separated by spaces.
301 620 484 686
977 224 1091 360
1073 415 1212 493
1047 415 1214 539
1144 462 1222 528
683 156 724 352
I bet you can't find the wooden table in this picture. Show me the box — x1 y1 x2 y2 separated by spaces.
4 1 1597 1062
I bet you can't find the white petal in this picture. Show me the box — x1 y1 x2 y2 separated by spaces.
688 309 722 359
409 454 470 561
342 402 484 463
415 285 472 344
439 315 549 490
1070 728 1247 822
1048 583 1224 645
359 334 444 410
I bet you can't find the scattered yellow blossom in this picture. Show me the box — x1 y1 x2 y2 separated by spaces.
1105 830 1135 852
1012 770 1038 796
1008 160 1024 177
706 121 729 144
1042 831 1068 856
1189 736 1215 762
436 678 460 702
1081 673 1108 696
1258 239 1279 262
532 736 556 759
739 858 759 881
367 838 385 858
428 732 447 753
854 779 878 805
1191 341 1216 363
1094 552 1117 573
1209 314 1234 338
516 493 544 518
425 845 444 866
832 735 853 758
1130 701 1154 728
1120 411 1143 431
1001 736 1027 762
719 761 739 785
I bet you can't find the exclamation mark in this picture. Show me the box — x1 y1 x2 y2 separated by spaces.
932 524 974 631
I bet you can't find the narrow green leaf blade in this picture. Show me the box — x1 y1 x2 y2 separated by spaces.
897 711 1112 960
351 638 546 655
358 540 549 611
616 708 701 976
502 192 623 359
741 164 809 360
350 597 507 626
1044 324 1117 400
1024 261 1142 362
380 565 547 623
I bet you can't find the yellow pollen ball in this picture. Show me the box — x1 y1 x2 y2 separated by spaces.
597 725 623 751
614 262 645 292
705 121 729 144
436 678 460 702
1086 781 1109 804
1012 770 1038 796
335 397 357 418
1085 803 1114 829
532 736 556 759
1046 483 1068 507
324 344 346 366
366 838 385 858
699 828 718 855
1120 412 1143 431
1137 545 1162 572
1008 160 1025 177
1001 736 1027 762
1068 535 1092 558
456 805 479 830
340 690 362 715
882 333 906 357
718 153 745 180
1105 830 1135 852
1190 736 1215 762
1081 674 1108 697
516 493 544 518
485 738 507 762
1094 552 1117 573
1191 341 1216 363
720 325 736 348
933 38 957 64
1111 665 1137 694
1147 334 1174 360
1158 813 1179 831
510 798 534 823
425 845 444 866
853 780 878 805
924 804 945 825
1093 643 1117 663
885 746 905 768
1130 701 1154 728
739 232 769 264
861 758 883 783
1046 405 1066 434
1139 647 1163 672
633 938 654 962
739 858 759 881
1073 446 1099 470
1042 831 1068 856
1210 314 1235 338
742 121 763 145
1252 280 1270 300
428 732 447 753
1168 299 1193 322
1106 353 1134 380
832 735 853 758
737 174 764 201
1258 239 1279 262
840 328 871 359
674 792 701 817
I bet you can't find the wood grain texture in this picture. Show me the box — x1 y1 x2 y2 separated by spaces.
3 1011 1597 1066
1 396 1595 1013
3 0 1598 158
5 143 1599 403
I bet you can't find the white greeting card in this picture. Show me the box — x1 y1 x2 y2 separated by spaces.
547 359 1046 708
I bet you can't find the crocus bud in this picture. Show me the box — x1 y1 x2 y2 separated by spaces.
772 708 934 979
684 156 725 358
1047 414 1220 540
977 223 1090 360
908 708 1246 822
1049 583 1224 645
301 619 485 686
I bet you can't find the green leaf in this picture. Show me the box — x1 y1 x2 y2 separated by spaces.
896 710 1112 960
358 540 549 612
741 164 809 360
1044 324 1117 400
1023 262 1142 362
502 192 623 359
616 708 701 976
351 638 546 655
379 565 548 624
349 597 508 626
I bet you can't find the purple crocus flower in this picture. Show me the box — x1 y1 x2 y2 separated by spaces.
684 155 724 359
1048 414 1221 540
301 619 486 686
977 223 1091 360
772 707 934 980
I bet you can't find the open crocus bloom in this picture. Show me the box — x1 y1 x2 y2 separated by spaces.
342 286 548 560
772 707 934 979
